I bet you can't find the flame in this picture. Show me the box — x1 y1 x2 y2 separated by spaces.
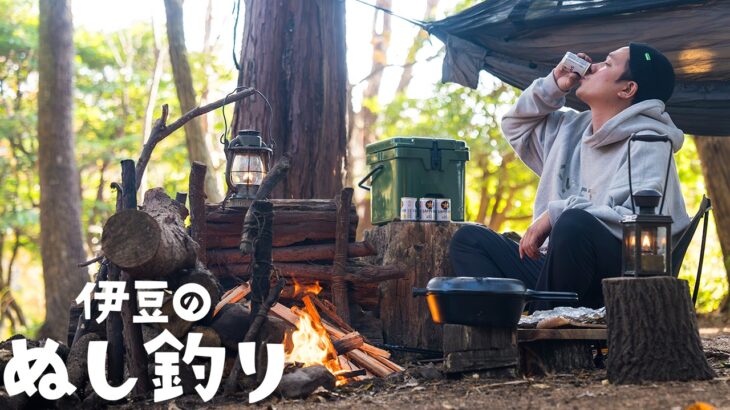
284 288 344 384
642 233 652 252
293 281 322 298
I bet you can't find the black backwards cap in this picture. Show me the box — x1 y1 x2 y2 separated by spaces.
629 42 675 103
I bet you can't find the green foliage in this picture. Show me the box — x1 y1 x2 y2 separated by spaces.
0 1 236 333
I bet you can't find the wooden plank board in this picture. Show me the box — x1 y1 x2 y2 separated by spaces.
517 328 607 342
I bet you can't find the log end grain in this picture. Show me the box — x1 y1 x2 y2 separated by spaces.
101 209 161 269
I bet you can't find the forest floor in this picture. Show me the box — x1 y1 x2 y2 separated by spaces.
120 316 730 410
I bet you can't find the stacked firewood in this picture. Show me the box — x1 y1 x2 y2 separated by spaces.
202 199 404 311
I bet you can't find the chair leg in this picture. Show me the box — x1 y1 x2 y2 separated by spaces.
692 209 711 305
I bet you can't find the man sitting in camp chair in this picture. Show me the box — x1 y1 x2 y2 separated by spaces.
449 43 691 309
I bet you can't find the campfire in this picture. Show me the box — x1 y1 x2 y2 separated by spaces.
216 280 403 387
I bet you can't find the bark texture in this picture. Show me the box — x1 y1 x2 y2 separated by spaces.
364 222 460 350
603 276 715 384
232 0 347 199
37 0 88 341
693 135 730 312
164 0 222 202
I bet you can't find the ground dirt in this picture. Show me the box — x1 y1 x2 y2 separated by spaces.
115 320 730 410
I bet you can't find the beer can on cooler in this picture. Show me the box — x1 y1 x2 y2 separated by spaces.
419 198 436 221
400 197 418 221
436 198 451 222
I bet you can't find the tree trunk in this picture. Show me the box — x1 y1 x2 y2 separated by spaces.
37 0 88 341
232 0 347 199
164 0 222 202
603 276 715 384
693 136 730 312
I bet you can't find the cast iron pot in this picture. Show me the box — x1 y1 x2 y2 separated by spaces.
412 277 578 327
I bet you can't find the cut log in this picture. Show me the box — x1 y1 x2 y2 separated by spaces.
443 325 518 375
603 276 715 384
333 332 364 355
364 221 461 351
205 218 356 248
206 241 376 265
519 340 595 376
101 188 198 279
209 261 404 284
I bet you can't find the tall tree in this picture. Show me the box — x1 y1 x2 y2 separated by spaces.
37 0 87 340
164 0 222 202
232 0 347 199
693 136 730 313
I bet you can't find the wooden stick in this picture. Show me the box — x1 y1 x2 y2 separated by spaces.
254 154 291 201
174 192 188 206
311 296 355 333
77 255 103 267
323 320 391 359
332 188 353 323
213 283 251 317
224 280 284 395
189 161 208 263
135 88 256 191
333 332 364 355
118 160 152 397
239 157 291 255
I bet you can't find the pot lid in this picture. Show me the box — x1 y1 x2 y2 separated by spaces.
425 277 527 294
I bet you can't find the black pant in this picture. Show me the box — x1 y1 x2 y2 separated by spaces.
448 209 622 309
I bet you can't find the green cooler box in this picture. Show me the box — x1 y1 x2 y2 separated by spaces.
360 137 469 225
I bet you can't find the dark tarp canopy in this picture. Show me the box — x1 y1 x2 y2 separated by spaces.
425 0 730 136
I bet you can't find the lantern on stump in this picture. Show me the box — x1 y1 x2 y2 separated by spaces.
621 133 674 277
621 190 672 276
224 129 272 207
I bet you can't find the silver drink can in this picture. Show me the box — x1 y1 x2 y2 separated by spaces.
419 198 436 221
559 51 591 77
436 198 451 222
400 197 418 221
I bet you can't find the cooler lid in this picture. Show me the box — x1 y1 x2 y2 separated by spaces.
366 137 468 155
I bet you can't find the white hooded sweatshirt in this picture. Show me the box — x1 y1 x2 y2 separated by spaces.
501 75 690 240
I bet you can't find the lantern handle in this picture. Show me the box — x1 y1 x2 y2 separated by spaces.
627 133 673 214
220 86 274 151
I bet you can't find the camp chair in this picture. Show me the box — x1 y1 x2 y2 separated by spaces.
671 195 712 304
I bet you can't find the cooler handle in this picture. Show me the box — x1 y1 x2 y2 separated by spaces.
358 165 384 191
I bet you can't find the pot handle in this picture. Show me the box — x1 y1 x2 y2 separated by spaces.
412 288 428 297
524 289 578 302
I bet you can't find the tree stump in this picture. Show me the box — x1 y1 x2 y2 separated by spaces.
101 188 198 279
603 276 715 384
365 222 460 351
